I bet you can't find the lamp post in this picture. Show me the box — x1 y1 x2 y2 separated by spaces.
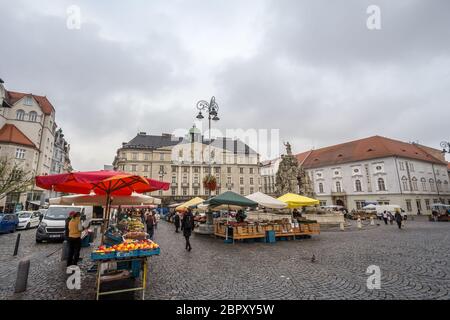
195 97 220 235
196 96 220 193
158 167 167 196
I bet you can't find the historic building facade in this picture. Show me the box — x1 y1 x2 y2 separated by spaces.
0 80 71 211
295 136 450 214
113 127 262 203
260 158 280 196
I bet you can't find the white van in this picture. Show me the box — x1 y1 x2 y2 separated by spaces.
36 205 93 243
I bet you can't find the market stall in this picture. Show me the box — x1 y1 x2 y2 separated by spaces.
36 170 170 300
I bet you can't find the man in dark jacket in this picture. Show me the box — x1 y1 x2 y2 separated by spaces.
174 213 181 233
182 209 195 251
394 211 403 229
146 212 156 240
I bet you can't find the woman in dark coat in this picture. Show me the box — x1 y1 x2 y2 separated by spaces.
394 211 403 229
182 209 195 251
174 213 181 233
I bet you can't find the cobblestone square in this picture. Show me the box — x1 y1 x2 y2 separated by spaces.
1 217 449 300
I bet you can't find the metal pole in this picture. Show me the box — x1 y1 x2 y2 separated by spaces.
13 233 21 256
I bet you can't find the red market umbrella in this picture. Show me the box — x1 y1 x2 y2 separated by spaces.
35 170 169 195
35 170 170 240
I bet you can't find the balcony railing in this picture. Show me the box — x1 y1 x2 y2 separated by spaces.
181 182 189 188
331 190 346 196
192 182 200 188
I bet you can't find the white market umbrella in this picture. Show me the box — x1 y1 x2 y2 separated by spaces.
362 204 377 210
246 192 288 209
49 192 161 206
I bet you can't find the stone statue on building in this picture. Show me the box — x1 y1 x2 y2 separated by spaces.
283 141 292 156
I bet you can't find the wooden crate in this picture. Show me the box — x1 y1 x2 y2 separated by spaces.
300 224 309 232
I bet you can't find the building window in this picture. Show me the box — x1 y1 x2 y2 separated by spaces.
433 199 439 204
29 111 37 122
158 190 163 196
144 165 149 172
401 176 408 191
416 199 422 211
144 153 150 161
409 163 415 172
131 165 137 172
227 176 232 184
436 180 442 192
16 109 25 120
399 161 405 170
318 183 324 193
425 199 431 210
183 167 189 173
183 176 188 183
15 148 26 159
227 167 232 174
171 166 177 173
336 181 342 193
406 200 412 212
172 176 176 183
355 201 366 210
240 187 245 195
412 177 418 191
214 167 220 174
193 188 199 196
160 153 164 161
171 188 176 196
240 177 244 185
132 153 137 160
250 177 254 185
250 187 254 194
204 167 210 174
430 179 436 192
23 96 32 105
159 165 165 174
194 167 200 173
239 167 244 174
193 176 199 184
421 178 427 191
249 168 254 174
378 178 386 191
319 201 327 207
182 188 188 196
355 180 362 192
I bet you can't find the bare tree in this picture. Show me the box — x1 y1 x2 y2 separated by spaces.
0 157 33 201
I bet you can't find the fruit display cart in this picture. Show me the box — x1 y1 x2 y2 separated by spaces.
91 239 160 300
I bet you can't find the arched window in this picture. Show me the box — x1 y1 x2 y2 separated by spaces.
378 178 386 191
355 179 362 192
429 179 436 192
401 176 408 191
421 178 427 191
412 177 418 191
29 111 37 122
16 109 25 120
336 181 342 193
436 180 442 192
318 183 324 193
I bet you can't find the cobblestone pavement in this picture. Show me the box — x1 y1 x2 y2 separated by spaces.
1 218 449 300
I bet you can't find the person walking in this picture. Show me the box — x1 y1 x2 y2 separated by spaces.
154 210 161 230
388 211 394 225
146 212 156 240
182 209 195 251
402 212 407 228
395 211 403 229
66 211 83 267
382 211 388 225
174 213 181 233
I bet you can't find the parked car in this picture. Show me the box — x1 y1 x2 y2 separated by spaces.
17 211 41 230
36 205 93 243
0 213 19 233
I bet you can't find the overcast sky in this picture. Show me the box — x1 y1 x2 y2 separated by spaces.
1 0 449 170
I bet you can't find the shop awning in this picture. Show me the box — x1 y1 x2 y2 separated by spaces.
203 191 258 209
246 192 287 209
176 197 204 212
277 193 319 208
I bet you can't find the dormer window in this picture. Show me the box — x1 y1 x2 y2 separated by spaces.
367 148 374 152
24 96 32 106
